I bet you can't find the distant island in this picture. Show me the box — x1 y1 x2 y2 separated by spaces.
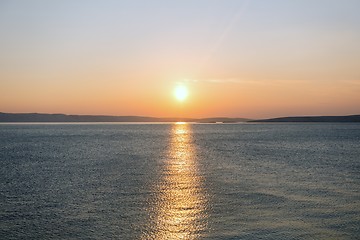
252 115 360 122
1 112 359 123
0 112 249 123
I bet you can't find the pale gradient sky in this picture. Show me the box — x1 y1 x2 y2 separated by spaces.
1 0 359 118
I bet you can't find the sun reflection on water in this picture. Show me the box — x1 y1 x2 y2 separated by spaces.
145 123 208 239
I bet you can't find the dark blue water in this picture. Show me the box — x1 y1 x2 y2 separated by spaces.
0 123 359 239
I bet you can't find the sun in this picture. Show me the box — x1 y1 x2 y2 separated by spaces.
174 85 188 101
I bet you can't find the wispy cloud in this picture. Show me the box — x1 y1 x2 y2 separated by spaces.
181 78 244 84
180 78 283 84
178 78 346 86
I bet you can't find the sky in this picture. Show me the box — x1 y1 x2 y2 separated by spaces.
1 0 359 119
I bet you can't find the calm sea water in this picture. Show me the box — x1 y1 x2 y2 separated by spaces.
0 123 359 239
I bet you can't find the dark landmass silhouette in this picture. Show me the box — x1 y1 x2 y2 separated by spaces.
252 115 360 122
0 112 249 123
1 112 359 123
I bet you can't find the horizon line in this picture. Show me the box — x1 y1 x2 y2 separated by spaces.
1 111 360 121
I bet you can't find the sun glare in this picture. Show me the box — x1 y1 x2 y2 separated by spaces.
174 85 188 101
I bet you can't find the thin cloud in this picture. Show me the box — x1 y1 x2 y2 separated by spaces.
180 78 241 84
181 78 249 84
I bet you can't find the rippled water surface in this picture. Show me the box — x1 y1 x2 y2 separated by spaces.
0 123 359 239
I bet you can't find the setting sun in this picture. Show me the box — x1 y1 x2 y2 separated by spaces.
174 85 188 102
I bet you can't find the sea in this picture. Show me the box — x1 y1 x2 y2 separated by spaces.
0 123 359 239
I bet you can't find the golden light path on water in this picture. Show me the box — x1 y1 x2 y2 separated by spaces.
144 123 208 239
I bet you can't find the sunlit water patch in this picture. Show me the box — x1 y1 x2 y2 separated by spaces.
143 123 208 239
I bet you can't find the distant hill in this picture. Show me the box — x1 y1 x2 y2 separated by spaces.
251 115 360 122
2 112 359 123
0 112 249 123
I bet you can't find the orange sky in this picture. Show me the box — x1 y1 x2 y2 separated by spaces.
1 1 359 119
